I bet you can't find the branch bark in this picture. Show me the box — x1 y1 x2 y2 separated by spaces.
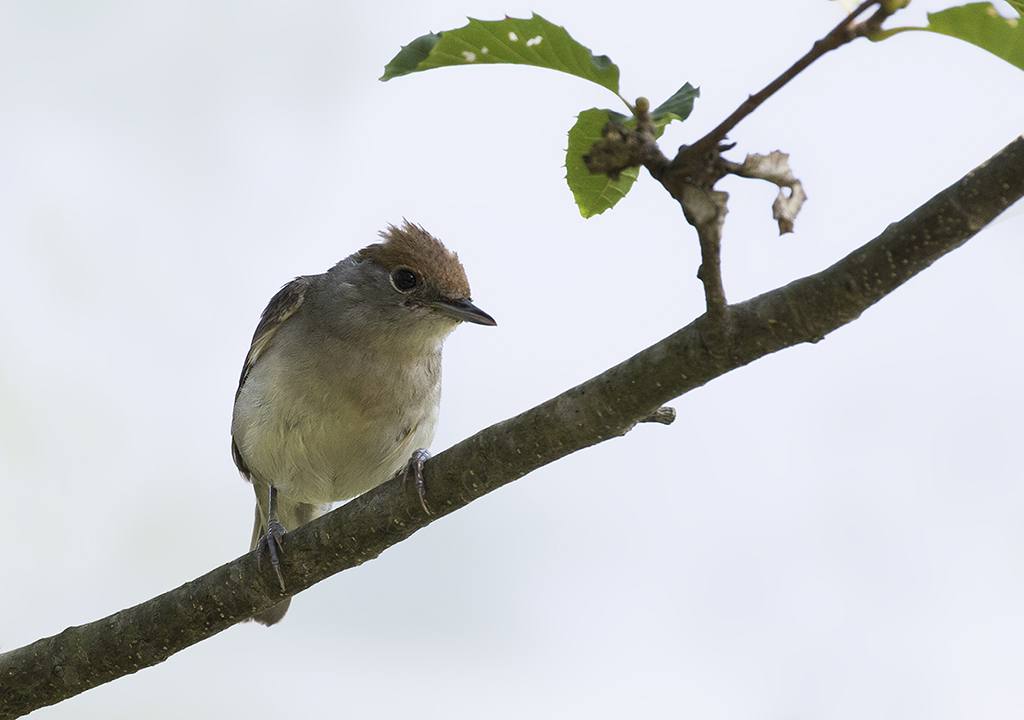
2 133 1022 719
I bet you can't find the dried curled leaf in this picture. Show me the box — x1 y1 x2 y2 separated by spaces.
735 151 807 234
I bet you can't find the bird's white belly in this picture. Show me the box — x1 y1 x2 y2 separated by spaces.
233 375 439 505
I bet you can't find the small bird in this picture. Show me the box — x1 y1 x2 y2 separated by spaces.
231 221 495 625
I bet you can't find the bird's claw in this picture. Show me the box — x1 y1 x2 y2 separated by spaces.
402 448 432 515
256 518 287 591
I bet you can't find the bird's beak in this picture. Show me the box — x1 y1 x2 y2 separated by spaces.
429 298 497 326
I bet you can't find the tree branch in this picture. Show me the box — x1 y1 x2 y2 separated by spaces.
675 0 895 169
584 3 909 322
2 132 1022 719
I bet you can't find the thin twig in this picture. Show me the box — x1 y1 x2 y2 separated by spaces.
674 0 883 168
653 0 902 324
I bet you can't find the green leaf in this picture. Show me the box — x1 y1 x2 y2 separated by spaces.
566 108 639 218
380 14 621 95
565 85 700 218
871 2 1024 72
380 32 441 80
651 83 700 124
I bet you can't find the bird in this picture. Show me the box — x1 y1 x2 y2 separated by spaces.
231 221 495 625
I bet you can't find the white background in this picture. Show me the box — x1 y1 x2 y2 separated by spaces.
2 1 1023 718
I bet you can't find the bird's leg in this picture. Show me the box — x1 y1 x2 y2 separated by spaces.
402 448 432 515
256 485 287 591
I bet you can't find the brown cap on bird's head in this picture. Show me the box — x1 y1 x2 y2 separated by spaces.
355 220 495 327
356 220 472 299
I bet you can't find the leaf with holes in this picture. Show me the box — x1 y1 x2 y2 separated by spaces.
381 14 621 95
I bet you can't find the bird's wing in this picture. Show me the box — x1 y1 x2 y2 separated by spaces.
235 276 311 398
231 276 311 477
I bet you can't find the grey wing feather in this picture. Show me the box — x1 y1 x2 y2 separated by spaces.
235 276 311 397
231 276 311 477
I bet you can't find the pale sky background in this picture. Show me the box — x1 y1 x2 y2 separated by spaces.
2 1 1023 718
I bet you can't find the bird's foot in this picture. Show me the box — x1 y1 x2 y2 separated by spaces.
402 448 432 515
256 518 287 591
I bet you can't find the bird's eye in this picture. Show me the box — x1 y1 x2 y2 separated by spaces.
391 268 418 292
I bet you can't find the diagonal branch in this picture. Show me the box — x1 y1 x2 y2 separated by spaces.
2 133 1022 719
675 0 897 169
